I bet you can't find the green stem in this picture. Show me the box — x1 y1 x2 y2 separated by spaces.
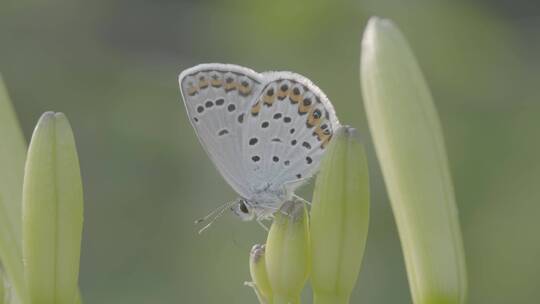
272 294 300 304
313 292 349 304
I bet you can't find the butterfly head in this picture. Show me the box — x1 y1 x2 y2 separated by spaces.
231 198 256 221
231 197 280 221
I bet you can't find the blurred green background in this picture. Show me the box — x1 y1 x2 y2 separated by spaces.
1 0 539 303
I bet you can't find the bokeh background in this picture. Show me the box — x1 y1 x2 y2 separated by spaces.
1 0 539 303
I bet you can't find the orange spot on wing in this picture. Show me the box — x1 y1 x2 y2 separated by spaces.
321 134 332 148
224 81 238 92
263 94 275 106
197 74 209 89
277 88 289 100
298 102 312 114
251 100 261 115
211 79 222 87
313 126 325 140
187 85 198 96
307 109 322 127
239 84 251 96
290 93 301 104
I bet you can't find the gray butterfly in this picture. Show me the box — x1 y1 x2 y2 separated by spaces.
178 63 339 231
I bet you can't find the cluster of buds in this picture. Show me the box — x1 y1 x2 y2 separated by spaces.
247 126 370 304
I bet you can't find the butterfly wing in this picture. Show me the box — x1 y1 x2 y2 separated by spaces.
242 71 340 193
179 63 265 197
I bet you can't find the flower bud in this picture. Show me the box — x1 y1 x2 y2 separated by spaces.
265 200 310 304
0 74 27 303
23 112 84 304
361 17 467 304
310 126 370 304
247 244 272 303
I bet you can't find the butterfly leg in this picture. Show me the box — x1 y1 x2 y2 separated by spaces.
293 194 312 206
256 218 269 231
283 176 312 191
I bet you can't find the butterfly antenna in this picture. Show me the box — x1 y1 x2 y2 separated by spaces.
194 200 233 224
196 200 236 234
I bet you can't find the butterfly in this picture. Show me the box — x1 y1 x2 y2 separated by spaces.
178 63 339 230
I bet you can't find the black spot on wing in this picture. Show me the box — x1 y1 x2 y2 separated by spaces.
237 113 245 123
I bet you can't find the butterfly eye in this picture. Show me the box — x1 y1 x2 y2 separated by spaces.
240 201 249 214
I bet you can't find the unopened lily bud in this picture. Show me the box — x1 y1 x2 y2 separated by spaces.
361 17 467 304
265 200 310 304
310 126 370 304
248 244 272 303
23 112 84 304
0 74 27 303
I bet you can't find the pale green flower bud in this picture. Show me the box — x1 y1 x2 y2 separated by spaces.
265 200 310 304
0 74 27 303
310 126 370 304
361 17 467 304
23 112 84 304
247 244 273 303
